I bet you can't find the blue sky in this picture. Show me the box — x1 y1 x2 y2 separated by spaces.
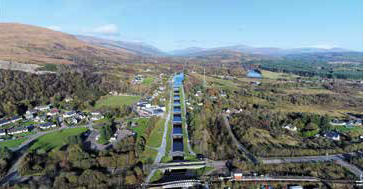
0 0 362 51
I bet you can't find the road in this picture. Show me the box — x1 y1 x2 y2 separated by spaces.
145 77 173 183
180 80 195 155
263 152 363 178
0 125 89 186
222 114 259 164
222 114 362 178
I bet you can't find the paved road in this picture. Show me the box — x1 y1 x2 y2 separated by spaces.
263 152 363 178
0 125 89 186
180 80 195 155
145 77 173 183
222 114 259 164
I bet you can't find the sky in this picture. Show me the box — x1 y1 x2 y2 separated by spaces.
0 0 362 51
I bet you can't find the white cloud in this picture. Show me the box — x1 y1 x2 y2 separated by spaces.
46 25 61 31
91 24 119 36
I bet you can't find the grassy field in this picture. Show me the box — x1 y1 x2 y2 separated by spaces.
150 170 163 182
94 95 141 109
261 70 299 80
142 77 155 85
29 128 88 151
285 88 335 95
131 118 150 138
146 118 165 148
0 138 27 148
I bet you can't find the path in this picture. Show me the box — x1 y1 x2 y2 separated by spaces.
222 114 259 164
145 77 173 183
0 125 89 186
222 114 362 178
263 152 363 178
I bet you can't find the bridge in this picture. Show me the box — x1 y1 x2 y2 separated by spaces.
152 161 207 171
146 179 203 188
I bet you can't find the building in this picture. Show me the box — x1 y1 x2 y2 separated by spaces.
47 108 60 116
231 169 243 180
90 112 101 116
282 124 297 132
324 131 340 141
288 186 303 189
34 105 51 111
65 97 73 103
25 109 38 119
91 114 104 121
38 122 57 130
34 115 47 123
63 111 76 118
330 119 346 126
7 127 29 135
0 116 22 127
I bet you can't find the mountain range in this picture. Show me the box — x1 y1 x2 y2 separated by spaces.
0 23 360 65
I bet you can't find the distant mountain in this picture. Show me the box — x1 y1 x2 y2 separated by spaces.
168 47 208 56
168 45 356 57
0 23 141 65
76 35 165 56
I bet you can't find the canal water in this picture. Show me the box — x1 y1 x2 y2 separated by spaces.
173 73 184 87
247 70 262 78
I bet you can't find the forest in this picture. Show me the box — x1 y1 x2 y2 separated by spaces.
245 52 363 79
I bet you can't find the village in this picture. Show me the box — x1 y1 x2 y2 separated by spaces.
0 102 104 142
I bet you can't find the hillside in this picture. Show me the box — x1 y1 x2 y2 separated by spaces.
76 35 165 56
0 23 138 65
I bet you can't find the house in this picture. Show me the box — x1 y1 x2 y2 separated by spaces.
7 127 29 135
25 109 38 119
109 137 117 142
250 81 261 86
0 116 22 127
282 124 297 132
63 111 76 118
91 114 104 121
71 118 78 124
38 122 57 130
90 112 101 116
34 115 47 123
34 105 51 111
47 108 59 116
231 169 243 180
0 129 6 136
324 131 340 141
330 119 346 126
75 113 86 120
288 186 303 189
354 119 362 126
65 97 73 103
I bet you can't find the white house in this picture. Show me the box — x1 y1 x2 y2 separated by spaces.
283 124 297 132
63 111 76 118
0 129 6 136
91 115 104 121
35 105 51 111
38 123 57 130
8 127 29 135
0 116 22 127
324 131 340 141
47 108 59 116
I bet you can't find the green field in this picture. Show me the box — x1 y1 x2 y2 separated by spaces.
95 95 141 109
142 77 155 85
131 118 150 138
29 128 88 151
146 118 165 148
0 138 27 148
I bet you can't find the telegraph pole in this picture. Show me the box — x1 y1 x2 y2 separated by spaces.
203 67 206 88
